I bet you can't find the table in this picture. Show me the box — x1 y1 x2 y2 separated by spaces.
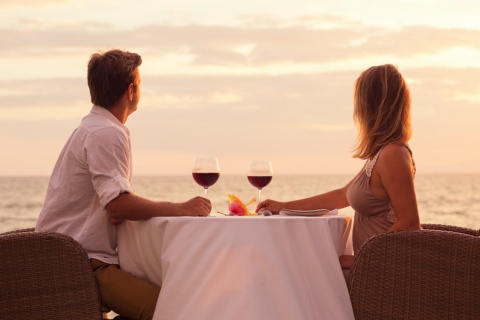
117 214 354 320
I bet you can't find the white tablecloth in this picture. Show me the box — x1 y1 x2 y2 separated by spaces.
118 214 354 320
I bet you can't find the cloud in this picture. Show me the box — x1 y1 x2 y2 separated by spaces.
2 66 479 120
0 78 88 112
1 66 479 175
405 67 480 113
1 7 480 175
2 16 480 70
0 0 65 7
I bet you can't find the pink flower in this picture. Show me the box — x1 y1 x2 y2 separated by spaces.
229 200 247 216
227 194 258 216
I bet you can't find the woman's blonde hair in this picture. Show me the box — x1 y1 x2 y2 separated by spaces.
352 64 412 159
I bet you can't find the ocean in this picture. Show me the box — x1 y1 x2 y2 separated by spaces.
1 174 479 234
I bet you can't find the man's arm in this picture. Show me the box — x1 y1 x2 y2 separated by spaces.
105 192 211 223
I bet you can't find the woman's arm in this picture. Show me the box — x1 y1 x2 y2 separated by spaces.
256 177 355 214
374 144 421 231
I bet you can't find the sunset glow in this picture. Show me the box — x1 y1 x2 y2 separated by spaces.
1 0 479 175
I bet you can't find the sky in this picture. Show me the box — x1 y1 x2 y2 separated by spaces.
1 0 479 176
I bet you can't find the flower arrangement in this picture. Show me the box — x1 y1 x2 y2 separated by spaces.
228 194 258 216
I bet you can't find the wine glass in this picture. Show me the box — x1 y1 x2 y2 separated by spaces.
247 160 273 203
192 157 220 197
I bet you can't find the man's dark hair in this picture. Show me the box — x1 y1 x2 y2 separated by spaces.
87 49 142 108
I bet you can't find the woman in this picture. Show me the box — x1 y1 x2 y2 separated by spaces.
256 64 421 269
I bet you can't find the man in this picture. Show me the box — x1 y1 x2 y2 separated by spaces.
36 49 211 320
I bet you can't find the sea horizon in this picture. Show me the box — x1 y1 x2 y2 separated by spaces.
1 172 480 178
1 173 479 234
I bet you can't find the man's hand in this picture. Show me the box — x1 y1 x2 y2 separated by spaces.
109 217 125 225
178 196 212 217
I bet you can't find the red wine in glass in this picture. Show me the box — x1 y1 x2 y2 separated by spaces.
192 157 220 197
193 172 220 189
247 176 272 189
247 160 273 202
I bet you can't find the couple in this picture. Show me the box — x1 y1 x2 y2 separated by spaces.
36 49 420 320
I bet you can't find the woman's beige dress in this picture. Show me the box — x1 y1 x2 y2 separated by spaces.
346 144 415 254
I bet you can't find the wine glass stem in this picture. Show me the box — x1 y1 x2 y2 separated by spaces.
204 188 213 215
258 189 262 203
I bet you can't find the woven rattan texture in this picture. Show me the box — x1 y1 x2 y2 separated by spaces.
421 223 478 236
348 229 480 320
0 231 103 319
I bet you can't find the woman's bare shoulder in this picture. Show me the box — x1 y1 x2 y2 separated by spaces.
377 143 413 170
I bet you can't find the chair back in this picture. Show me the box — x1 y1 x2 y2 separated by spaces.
0 230 103 319
348 229 480 320
421 223 478 236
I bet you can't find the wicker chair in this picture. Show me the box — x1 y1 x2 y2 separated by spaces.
421 223 478 236
0 229 104 320
0 227 36 234
348 229 480 320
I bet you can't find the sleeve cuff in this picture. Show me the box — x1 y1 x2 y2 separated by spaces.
97 175 135 209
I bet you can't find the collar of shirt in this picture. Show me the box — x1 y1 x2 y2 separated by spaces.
90 104 130 136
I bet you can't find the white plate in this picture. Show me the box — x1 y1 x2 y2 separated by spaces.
279 208 331 216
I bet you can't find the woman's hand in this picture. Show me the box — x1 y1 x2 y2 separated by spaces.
256 199 285 214
339 255 354 269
